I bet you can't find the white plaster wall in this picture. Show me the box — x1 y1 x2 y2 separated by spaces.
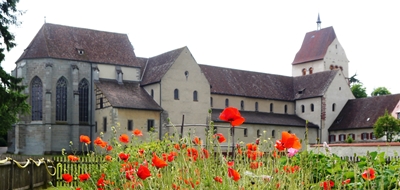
121 66 141 81
295 97 321 127
143 83 161 105
323 38 350 78
98 64 115 79
292 60 324 77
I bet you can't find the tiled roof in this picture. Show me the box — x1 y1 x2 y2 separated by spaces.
199 64 294 100
329 94 400 131
211 109 318 128
95 79 162 111
17 23 141 67
140 47 185 86
292 70 338 100
292 27 336 65
200 65 336 101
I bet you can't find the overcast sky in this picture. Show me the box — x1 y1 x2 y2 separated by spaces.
2 0 400 95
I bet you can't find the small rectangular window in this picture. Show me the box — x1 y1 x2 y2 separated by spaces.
128 120 133 131
244 128 248 137
103 117 107 132
95 121 97 133
100 98 103 108
147 119 154 132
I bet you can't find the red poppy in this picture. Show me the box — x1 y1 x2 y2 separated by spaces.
106 145 113 151
94 137 106 147
275 131 301 151
119 152 130 162
119 134 129 143
228 167 240 181
250 162 262 169
362 168 376 180
193 136 201 145
79 135 91 144
97 174 105 187
320 180 334 190
133 129 143 136
213 133 226 143
219 107 245 126
214 176 223 183
62 173 73 183
105 155 112 161
283 165 300 173
138 149 145 156
246 143 257 151
201 148 210 159
137 165 151 180
152 153 168 169
79 173 90 182
187 148 199 161
68 155 79 162
125 169 135 181
342 179 351 185
227 160 234 167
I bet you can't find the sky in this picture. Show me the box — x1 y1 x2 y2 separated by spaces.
2 0 400 95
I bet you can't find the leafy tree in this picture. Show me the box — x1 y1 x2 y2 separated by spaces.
373 110 400 142
371 87 391 96
351 83 367 98
348 73 360 85
0 0 29 135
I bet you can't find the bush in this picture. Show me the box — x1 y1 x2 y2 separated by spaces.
0 137 6 146
346 135 353 143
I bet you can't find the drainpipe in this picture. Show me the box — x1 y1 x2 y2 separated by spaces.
159 82 162 140
90 62 93 151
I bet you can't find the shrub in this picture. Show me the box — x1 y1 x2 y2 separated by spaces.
346 135 354 143
0 137 6 146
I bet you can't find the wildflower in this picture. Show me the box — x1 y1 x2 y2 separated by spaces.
283 165 300 173
320 180 334 190
119 152 130 162
79 135 91 144
68 155 79 162
342 179 351 185
97 174 105 187
119 134 129 143
275 131 301 151
362 168 376 180
213 133 226 143
228 167 241 181
79 173 90 182
94 137 106 147
105 155 112 161
133 129 143 136
201 148 210 159
152 153 168 168
174 143 181 150
187 147 199 161
219 107 245 126
214 176 223 183
62 173 73 183
227 160 234 167
106 144 113 151
287 148 299 157
138 149 145 156
246 143 257 151
250 162 263 169
193 136 201 145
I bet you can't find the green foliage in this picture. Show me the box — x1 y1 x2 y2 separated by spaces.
0 137 6 146
0 0 29 135
348 73 360 85
351 83 368 98
374 110 400 142
346 135 353 143
371 87 391 96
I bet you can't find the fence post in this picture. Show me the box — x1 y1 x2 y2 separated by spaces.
30 159 34 190
9 159 14 190
43 161 48 189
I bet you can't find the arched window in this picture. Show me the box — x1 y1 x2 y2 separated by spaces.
361 133 369 140
31 76 43 121
348 133 355 141
151 89 154 98
329 135 336 142
270 103 273 113
193 91 198 101
244 128 248 137
79 79 89 123
332 103 336 112
225 99 229 107
339 134 346 141
370 132 376 140
257 129 261 138
310 104 314 112
302 68 306 75
56 77 68 121
240 100 244 110
330 65 334 70
272 130 275 138
284 105 287 114
210 97 213 107
301 105 305 113
309 67 313 74
174 89 179 100
255 102 259 112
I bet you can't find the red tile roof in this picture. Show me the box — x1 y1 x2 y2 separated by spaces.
95 80 162 111
17 23 141 67
292 27 336 65
329 94 400 131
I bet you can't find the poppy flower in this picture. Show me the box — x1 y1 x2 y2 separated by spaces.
62 173 73 183
152 153 168 169
79 173 90 182
119 134 129 143
94 137 106 147
227 160 234 167
219 107 245 126
283 165 300 173
342 179 351 185
137 165 151 180
187 148 199 161
105 155 112 161
106 145 113 151
228 167 241 181
79 135 91 144
68 155 79 162
133 129 143 136
119 152 130 162
246 143 257 151
193 136 201 145
213 133 226 143
214 176 223 183
362 168 376 180
275 131 301 151
250 162 263 169
97 174 105 187
320 180 334 190
125 169 135 181
201 148 210 159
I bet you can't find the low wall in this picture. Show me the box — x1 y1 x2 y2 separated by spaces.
308 142 400 157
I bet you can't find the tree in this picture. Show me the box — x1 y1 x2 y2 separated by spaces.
0 0 29 135
351 83 367 98
348 73 360 85
371 87 391 96
373 110 400 142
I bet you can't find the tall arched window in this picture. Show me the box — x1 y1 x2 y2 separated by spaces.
270 103 273 113
56 77 68 121
257 129 261 138
210 97 213 107
301 105 305 113
332 103 336 112
272 130 275 138
255 102 259 112
31 76 43 121
302 68 306 75
240 100 244 110
309 67 313 74
174 89 179 100
79 79 89 123
193 91 198 101
225 99 229 107
310 104 314 112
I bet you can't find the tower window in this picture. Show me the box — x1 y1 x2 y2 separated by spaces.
31 76 43 121
147 119 155 132
244 128 248 137
103 117 107 132
193 91 198 101
79 79 89 123
301 105 305 113
284 105 287 114
332 103 336 112
257 129 261 138
302 68 306 75
270 103 273 113
174 89 179 100
310 104 314 112
225 99 229 107
151 89 154 98
240 100 244 110
255 102 259 112
272 130 275 138
128 120 133 131
210 97 213 107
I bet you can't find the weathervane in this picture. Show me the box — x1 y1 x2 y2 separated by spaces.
316 13 321 30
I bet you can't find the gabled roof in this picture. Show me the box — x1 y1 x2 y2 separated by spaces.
95 80 162 111
293 70 338 100
292 26 336 65
329 94 400 131
140 47 186 86
199 64 294 101
211 109 318 128
17 23 140 67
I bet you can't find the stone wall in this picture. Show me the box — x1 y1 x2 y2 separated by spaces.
309 142 400 157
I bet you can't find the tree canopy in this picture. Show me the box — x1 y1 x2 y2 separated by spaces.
0 0 29 135
351 83 367 99
373 110 400 142
371 87 391 97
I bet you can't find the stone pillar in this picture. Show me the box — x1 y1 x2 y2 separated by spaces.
71 65 80 151
44 63 53 152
